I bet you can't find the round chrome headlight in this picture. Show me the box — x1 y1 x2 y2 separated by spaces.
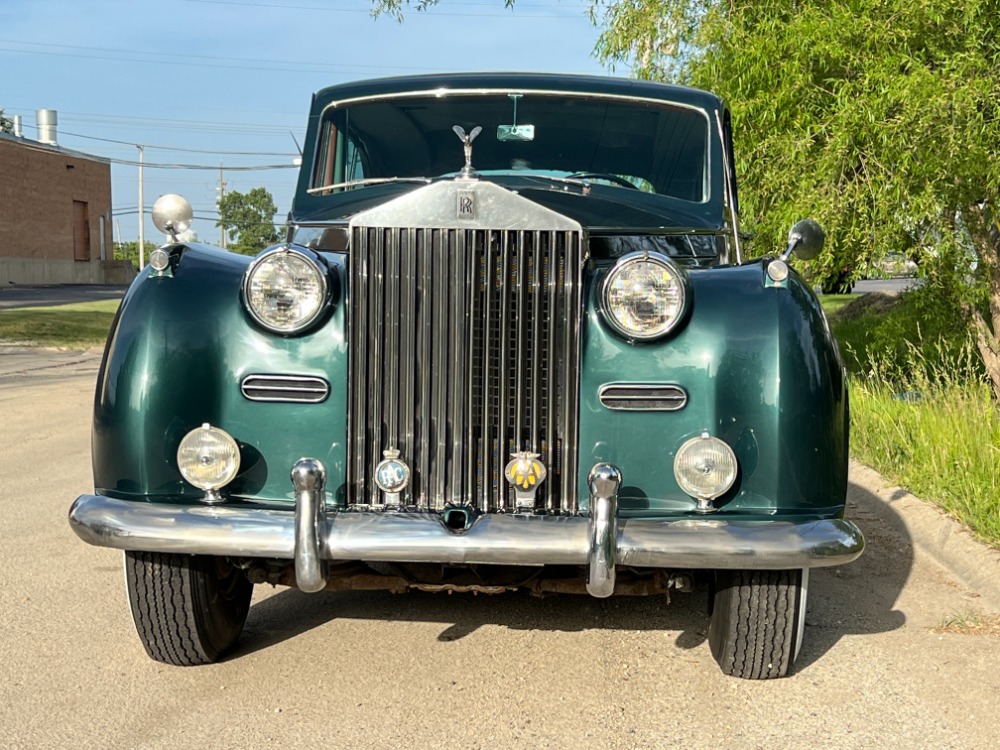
602 252 687 341
674 433 738 500
244 246 328 333
177 423 240 492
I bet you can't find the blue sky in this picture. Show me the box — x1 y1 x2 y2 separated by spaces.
1 0 610 246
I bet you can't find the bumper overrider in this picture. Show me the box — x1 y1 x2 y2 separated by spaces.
69 460 864 598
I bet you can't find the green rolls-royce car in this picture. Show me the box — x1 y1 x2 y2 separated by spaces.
69 73 863 679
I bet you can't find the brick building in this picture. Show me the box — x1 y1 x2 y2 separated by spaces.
0 131 133 285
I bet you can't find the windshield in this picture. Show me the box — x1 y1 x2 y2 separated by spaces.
311 93 710 204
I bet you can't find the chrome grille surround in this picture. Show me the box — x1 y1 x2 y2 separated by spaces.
241 374 330 403
347 180 585 514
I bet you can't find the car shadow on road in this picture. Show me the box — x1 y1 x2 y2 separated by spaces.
233 479 911 675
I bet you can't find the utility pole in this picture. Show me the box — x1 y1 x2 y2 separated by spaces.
137 144 145 268
217 164 227 250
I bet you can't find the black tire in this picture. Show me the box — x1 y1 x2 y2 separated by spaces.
124 550 253 666
708 569 805 679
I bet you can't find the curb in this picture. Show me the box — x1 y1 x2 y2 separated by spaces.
850 459 1000 611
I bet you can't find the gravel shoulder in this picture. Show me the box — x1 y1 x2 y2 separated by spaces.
1 352 998 750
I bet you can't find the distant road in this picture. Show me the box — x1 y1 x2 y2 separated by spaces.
852 277 919 294
0 283 129 310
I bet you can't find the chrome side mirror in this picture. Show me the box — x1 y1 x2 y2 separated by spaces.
782 219 825 261
151 194 194 243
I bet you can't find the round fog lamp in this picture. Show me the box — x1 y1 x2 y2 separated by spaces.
177 423 240 496
602 252 686 341
674 433 738 502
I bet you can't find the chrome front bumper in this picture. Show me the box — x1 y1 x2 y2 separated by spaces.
69 461 864 598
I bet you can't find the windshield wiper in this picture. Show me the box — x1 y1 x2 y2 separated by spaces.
306 176 433 194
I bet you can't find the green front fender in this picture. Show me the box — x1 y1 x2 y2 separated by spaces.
577 260 848 519
93 244 349 504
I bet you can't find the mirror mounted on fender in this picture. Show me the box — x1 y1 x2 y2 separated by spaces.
782 219 825 261
151 194 194 243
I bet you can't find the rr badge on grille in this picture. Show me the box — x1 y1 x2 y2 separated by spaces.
504 451 547 510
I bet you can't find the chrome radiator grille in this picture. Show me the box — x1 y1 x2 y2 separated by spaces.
347 226 583 514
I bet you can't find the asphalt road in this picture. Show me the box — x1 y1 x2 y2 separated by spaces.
2 350 999 750
0 284 129 310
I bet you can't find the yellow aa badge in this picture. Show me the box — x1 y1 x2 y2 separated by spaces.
504 451 548 508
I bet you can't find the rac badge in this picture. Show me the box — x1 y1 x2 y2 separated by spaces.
504 451 547 510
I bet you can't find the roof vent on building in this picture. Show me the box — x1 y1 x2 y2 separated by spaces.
13 115 23 138
36 109 58 145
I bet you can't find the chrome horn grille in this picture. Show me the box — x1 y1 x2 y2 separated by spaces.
347 184 584 514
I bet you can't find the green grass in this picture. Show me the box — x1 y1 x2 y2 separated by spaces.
0 300 119 349
817 293 855 317
850 343 1000 547
825 286 1000 547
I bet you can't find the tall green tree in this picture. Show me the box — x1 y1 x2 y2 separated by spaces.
216 187 281 256
0 108 14 134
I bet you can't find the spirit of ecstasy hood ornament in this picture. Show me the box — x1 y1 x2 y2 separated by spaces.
452 125 482 178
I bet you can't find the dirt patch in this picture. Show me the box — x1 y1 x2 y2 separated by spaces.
829 290 903 322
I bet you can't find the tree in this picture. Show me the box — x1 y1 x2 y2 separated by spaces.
0 108 13 134
216 187 281 256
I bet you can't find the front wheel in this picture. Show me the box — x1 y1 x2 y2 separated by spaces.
124 551 253 666
708 569 807 679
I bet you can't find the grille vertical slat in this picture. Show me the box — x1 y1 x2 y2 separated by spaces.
348 224 582 515
497 231 512 511
544 232 558 512
450 230 468 506
479 232 494 511
399 229 417 460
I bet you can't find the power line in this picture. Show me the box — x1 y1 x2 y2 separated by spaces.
56 129 298 156
181 0 587 19
104 156 297 170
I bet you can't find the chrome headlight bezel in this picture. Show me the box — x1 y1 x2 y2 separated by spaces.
242 245 330 335
600 251 689 342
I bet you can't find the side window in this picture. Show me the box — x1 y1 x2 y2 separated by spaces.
312 114 366 191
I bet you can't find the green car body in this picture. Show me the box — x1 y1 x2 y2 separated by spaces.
71 73 862 678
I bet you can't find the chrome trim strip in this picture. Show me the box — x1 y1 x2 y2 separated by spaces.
370 228 385 505
348 228 367 504
498 230 512 511
321 87 713 116
587 464 621 598
70 494 865 574
598 383 688 412
386 227 400 442
311 89 713 208
562 231 583 513
479 231 497 512
291 459 327 593
433 229 449 510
